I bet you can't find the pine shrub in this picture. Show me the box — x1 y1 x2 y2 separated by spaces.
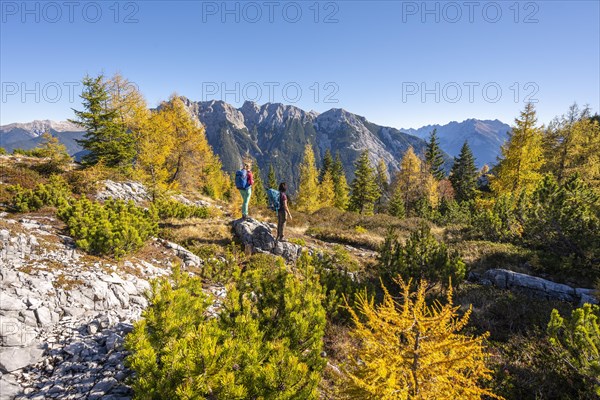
152 198 209 219
126 253 327 399
379 223 466 288
10 174 72 212
57 197 158 259
548 303 600 396
313 245 364 322
523 174 600 277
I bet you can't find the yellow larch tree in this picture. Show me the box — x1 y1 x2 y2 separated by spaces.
132 106 177 199
296 144 320 213
543 104 600 190
158 96 229 199
342 278 503 400
394 146 422 209
492 103 544 195
319 169 336 208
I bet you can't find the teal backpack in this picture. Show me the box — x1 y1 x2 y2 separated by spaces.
267 189 281 212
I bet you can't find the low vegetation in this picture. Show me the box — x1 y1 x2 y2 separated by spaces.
57 197 159 259
125 254 327 399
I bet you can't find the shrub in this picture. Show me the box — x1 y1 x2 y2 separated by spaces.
195 243 244 284
0 147 6 155
152 198 209 219
126 253 327 399
523 174 600 278
471 193 524 242
57 197 158 259
434 198 473 226
379 223 466 288
354 225 367 234
63 161 121 195
288 237 306 246
313 245 365 322
490 332 590 400
548 303 600 396
12 147 44 157
10 174 72 212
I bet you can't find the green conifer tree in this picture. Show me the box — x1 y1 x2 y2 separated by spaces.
425 128 445 180
375 159 389 212
449 141 478 203
319 149 334 183
349 151 380 215
268 163 277 189
388 185 406 218
70 74 135 170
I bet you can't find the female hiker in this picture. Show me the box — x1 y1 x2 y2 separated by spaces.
277 182 293 241
236 162 254 219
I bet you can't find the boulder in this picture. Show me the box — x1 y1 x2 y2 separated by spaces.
482 269 598 304
0 345 44 372
232 218 302 262
161 240 203 267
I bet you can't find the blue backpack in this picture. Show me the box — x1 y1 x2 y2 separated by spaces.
267 189 281 211
235 169 248 189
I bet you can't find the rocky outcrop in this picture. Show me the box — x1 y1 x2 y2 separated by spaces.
95 180 150 204
0 214 221 399
232 218 302 263
472 269 598 306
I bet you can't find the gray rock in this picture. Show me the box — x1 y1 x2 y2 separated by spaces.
34 307 53 326
0 316 37 347
20 310 38 327
579 292 599 306
87 321 100 335
95 180 150 204
0 345 44 372
482 269 598 304
162 240 203 267
0 293 26 312
0 374 22 400
89 377 117 397
105 332 122 352
110 285 130 309
232 218 302 262
25 297 42 310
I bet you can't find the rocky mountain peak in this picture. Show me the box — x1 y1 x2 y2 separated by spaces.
0 120 82 137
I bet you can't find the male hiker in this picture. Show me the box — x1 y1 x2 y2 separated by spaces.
236 162 254 219
277 182 292 241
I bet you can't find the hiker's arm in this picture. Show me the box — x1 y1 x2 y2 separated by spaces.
284 199 292 220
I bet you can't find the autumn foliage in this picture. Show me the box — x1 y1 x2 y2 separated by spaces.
342 278 502 400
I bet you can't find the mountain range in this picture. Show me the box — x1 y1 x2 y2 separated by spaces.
0 100 511 191
402 119 511 168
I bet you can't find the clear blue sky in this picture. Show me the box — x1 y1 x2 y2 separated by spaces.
1 0 599 128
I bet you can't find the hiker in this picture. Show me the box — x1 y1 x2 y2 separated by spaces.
277 182 292 241
236 162 254 219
